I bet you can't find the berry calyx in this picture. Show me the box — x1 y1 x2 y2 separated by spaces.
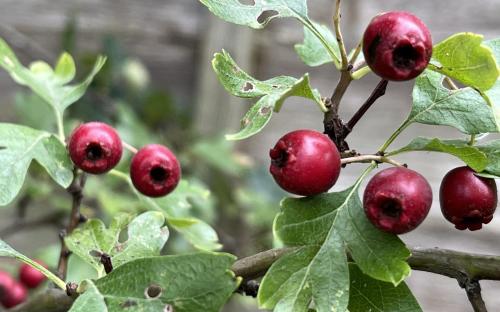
363 167 433 234
1 281 27 308
362 11 432 81
19 261 47 289
269 129 341 196
68 122 123 174
440 166 498 231
130 144 181 197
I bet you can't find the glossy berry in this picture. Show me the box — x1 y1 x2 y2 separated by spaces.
440 167 498 231
269 130 341 196
363 11 432 81
19 261 46 289
68 122 123 174
363 167 433 234
130 144 181 197
1 281 27 308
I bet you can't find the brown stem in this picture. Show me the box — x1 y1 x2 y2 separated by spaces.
341 154 404 167
57 170 87 280
333 0 348 69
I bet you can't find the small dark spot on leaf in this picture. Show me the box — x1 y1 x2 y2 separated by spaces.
272 85 279 89
243 82 254 92
89 250 102 257
145 284 163 299
260 106 271 115
232 66 239 73
114 243 124 253
257 10 279 24
164 304 174 312
241 118 251 127
121 300 138 308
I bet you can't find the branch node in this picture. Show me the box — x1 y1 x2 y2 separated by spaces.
66 282 78 297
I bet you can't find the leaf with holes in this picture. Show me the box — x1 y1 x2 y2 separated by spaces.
476 139 500 177
0 123 73 206
295 22 340 68
259 169 411 312
65 212 169 277
131 179 222 251
348 264 422 312
69 253 239 312
212 50 323 140
409 70 499 134
432 33 499 91
387 137 488 172
0 38 106 116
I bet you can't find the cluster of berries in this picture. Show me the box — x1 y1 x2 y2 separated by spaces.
0 262 46 308
68 122 181 197
269 12 498 234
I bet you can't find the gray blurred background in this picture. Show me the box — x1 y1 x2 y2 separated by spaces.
0 1 499 311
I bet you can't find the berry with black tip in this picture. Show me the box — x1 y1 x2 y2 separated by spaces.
363 167 433 234
130 144 181 197
363 11 432 81
68 122 123 174
440 166 498 231
269 129 341 196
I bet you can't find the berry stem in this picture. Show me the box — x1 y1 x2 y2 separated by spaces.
341 154 404 167
349 39 363 66
333 0 348 70
122 141 138 154
469 134 477 146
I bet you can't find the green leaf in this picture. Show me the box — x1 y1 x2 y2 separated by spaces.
348 264 422 312
0 38 106 116
432 33 499 91
199 0 308 29
133 179 222 251
65 212 169 276
70 253 239 312
295 22 340 67
410 70 499 134
259 167 410 312
483 39 500 127
0 240 66 289
476 140 500 176
212 50 324 140
387 137 488 172
0 123 73 206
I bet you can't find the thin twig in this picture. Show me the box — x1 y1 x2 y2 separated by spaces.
341 154 404 167
344 79 388 137
333 0 348 69
57 170 87 280
349 39 363 65
122 141 138 154
444 76 459 90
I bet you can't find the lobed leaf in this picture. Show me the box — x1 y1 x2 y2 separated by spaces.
387 137 488 172
65 212 169 276
295 22 340 67
69 253 239 312
0 123 73 206
476 139 500 177
212 50 323 140
432 33 499 91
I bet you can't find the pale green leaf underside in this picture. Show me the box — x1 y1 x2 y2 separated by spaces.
476 139 500 176
348 264 422 312
387 137 488 172
0 123 73 206
483 39 500 128
198 0 308 29
432 33 499 91
0 38 106 115
212 50 323 140
70 253 239 312
411 70 499 134
295 22 340 67
65 212 169 276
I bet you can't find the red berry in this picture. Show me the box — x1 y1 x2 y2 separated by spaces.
440 167 498 231
362 11 432 81
19 261 46 289
68 122 123 174
269 130 341 196
0 271 16 302
1 282 27 308
130 144 181 197
363 167 433 234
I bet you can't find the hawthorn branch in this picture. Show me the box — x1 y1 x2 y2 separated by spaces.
57 169 87 280
333 0 348 69
341 154 404 167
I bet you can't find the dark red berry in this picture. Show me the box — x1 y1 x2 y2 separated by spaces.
130 144 181 197
269 129 341 196
68 122 123 174
1 281 27 308
440 167 497 231
363 11 432 81
363 167 433 234
19 261 46 289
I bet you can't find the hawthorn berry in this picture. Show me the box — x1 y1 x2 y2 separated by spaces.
68 122 123 174
1 281 27 309
130 144 181 197
362 11 432 81
19 261 46 289
269 129 341 196
363 167 433 234
440 166 498 231
0 271 15 302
